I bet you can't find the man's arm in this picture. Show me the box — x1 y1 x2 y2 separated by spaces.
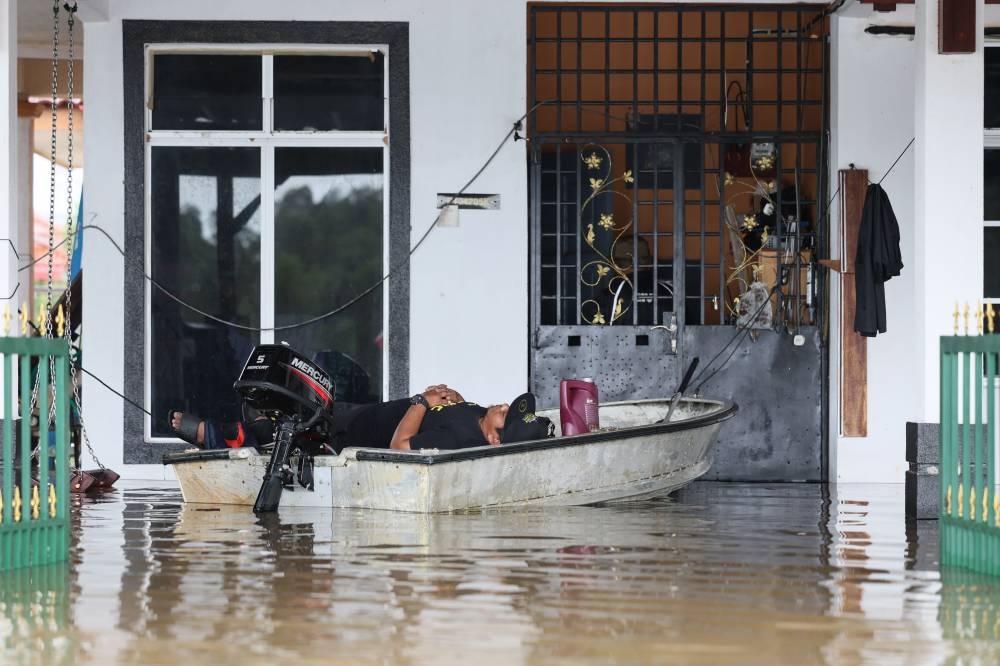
389 385 461 450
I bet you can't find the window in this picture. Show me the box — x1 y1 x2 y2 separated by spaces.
985 46 1000 301
145 47 388 440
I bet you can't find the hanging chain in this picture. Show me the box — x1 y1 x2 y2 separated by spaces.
45 0 58 338
28 0 61 452
30 1 104 470
61 1 101 469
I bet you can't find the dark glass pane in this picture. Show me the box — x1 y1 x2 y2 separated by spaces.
540 203 557 234
152 55 262 130
274 54 384 131
560 205 579 234
541 173 556 202
560 267 576 298
986 228 1000 298
986 48 1000 127
274 147 384 402
540 298 557 325
150 147 261 437
560 298 576 325
541 234 557 260
986 150 1000 221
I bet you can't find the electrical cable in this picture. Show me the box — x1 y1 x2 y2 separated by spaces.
692 303 770 394
48 100 554 334
688 135 915 394
38 116 916 414
77 364 151 417
877 137 915 186
17 232 72 274
36 102 554 419
688 283 780 393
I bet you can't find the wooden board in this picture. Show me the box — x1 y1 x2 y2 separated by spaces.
840 169 868 437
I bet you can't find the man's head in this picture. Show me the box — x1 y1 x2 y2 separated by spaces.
499 393 553 444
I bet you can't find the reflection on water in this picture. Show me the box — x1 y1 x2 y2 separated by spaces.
3 482 1000 665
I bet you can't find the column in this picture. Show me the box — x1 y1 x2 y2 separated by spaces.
0 0 17 311
914 1 985 421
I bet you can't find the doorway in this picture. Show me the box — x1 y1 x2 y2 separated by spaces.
527 4 829 481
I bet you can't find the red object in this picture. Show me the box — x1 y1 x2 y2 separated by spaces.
224 423 246 449
560 379 600 436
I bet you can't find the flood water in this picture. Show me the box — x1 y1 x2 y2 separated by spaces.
3 481 1000 665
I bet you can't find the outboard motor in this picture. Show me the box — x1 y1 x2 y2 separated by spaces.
234 343 336 513
234 343 336 424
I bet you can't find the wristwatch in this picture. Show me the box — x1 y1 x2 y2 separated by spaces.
410 393 430 409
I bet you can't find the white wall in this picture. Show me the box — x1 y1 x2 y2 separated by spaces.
0 2 17 318
82 0 532 478
79 0 997 481
830 11 918 482
914 2 986 421
831 4 998 482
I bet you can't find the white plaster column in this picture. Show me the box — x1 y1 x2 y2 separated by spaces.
0 0 17 309
914 1 985 422
15 114 31 310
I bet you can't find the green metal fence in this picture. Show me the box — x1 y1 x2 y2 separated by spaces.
940 332 1000 575
0 337 70 571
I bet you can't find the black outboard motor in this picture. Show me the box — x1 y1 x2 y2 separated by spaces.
234 344 336 424
234 344 336 513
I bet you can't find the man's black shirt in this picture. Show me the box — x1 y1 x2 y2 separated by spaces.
409 401 488 450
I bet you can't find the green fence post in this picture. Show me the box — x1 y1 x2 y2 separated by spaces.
17 350 29 570
974 350 983 566
55 353 68 554
988 349 996 534
2 351 12 570
36 354 49 565
940 341 949 559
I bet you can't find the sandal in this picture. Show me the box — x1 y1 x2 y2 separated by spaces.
168 410 203 446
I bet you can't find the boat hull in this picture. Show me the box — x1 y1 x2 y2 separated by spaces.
166 397 735 512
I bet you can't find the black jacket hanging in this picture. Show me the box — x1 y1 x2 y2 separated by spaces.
853 183 903 337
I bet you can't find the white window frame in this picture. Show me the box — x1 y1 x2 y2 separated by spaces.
142 43 391 443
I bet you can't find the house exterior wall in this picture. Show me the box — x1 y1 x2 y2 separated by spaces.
829 10 918 482
831 5 995 483
1 3 18 318
83 0 533 479
75 0 994 481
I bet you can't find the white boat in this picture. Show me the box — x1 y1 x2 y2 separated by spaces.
164 396 736 513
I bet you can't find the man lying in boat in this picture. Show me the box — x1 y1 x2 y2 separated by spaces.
169 385 552 452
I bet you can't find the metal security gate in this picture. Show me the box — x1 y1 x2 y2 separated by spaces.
0 338 71 571
530 139 688 406
527 4 829 480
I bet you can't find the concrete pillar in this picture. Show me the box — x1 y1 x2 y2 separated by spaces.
16 115 31 311
0 0 17 309
0 0 15 422
914 1 985 422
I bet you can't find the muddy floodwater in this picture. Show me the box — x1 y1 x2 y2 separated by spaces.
3 481 1000 665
